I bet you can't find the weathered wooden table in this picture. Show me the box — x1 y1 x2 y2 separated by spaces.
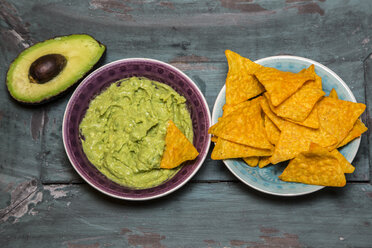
1 1 372 247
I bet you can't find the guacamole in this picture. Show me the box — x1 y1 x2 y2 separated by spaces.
79 77 193 189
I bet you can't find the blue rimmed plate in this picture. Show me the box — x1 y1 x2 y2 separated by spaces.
212 55 360 196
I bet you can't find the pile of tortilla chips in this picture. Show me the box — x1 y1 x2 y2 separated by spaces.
209 50 367 187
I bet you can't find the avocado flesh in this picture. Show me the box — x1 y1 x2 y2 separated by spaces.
6 34 105 104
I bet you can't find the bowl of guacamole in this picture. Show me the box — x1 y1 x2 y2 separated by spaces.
63 58 211 200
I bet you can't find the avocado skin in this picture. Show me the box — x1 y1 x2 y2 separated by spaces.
6 34 106 105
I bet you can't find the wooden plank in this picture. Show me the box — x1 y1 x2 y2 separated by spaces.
1 182 372 247
4 0 370 63
39 94 83 183
363 54 372 181
0 77 43 188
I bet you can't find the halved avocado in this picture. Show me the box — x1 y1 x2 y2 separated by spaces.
6 34 105 104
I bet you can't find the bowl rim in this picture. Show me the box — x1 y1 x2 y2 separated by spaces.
62 58 211 201
212 55 360 196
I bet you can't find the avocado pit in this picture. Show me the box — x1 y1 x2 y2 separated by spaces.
29 54 67 84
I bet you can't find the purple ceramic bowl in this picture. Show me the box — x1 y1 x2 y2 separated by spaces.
62 58 211 200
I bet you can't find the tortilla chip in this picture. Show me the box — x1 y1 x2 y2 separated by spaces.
279 143 346 187
211 138 273 160
262 91 320 131
329 88 338 99
300 64 322 90
225 50 264 105
328 88 368 148
243 157 259 167
259 96 287 131
268 87 325 122
258 156 271 168
222 101 251 117
255 66 315 106
265 65 324 123
270 122 338 164
288 106 320 129
330 149 355 173
317 97 366 149
264 114 281 145
265 93 321 129
209 97 273 149
314 71 323 89
160 120 199 169
211 136 218 143
338 119 368 148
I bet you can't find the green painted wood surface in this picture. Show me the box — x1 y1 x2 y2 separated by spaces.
0 0 372 247
1 182 372 247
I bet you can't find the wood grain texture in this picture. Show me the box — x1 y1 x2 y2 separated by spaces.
1 0 370 183
363 54 372 182
0 0 370 181
0 1 372 247
1 182 372 247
